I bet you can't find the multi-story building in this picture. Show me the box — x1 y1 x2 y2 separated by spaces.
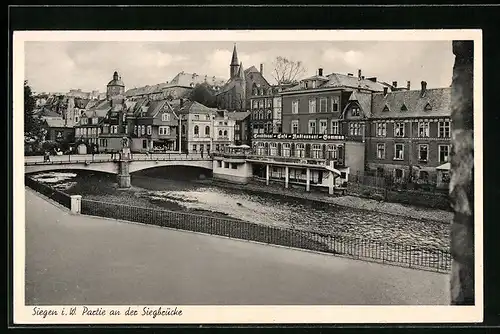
75 100 109 146
227 111 251 146
365 81 451 187
125 98 180 152
212 114 236 152
178 100 218 153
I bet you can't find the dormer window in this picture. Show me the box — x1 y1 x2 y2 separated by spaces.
351 107 360 116
382 105 390 112
424 103 432 111
401 104 408 112
312 81 316 89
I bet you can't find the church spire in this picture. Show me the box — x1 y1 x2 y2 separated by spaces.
238 62 245 80
230 44 240 78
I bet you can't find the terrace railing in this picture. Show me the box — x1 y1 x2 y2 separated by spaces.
25 176 72 209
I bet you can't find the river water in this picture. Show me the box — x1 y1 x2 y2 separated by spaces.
29 170 450 250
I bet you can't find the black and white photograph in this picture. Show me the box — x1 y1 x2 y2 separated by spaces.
14 29 482 324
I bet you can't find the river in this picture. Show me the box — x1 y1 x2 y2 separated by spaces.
29 169 450 250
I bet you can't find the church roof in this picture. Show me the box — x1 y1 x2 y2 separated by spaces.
231 44 239 66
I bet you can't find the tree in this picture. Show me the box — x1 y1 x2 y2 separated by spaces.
24 81 45 149
189 83 217 108
271 56 306 86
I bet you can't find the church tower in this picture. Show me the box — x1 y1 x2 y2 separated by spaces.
230 44 239 79
107 71 125 100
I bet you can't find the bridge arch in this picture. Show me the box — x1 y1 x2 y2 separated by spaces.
25 162 119 175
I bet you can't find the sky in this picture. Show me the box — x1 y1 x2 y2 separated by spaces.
25 40 454 94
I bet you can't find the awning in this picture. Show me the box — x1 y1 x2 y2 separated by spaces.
436 162 450 171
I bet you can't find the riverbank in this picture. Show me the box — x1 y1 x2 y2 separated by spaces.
194 178 453 223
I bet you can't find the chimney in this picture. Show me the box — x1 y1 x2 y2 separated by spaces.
358 69 362 79
318 68 323 76
392 81 397 88
383 87 388 96
180 98 184 108
260 63 264 75
407 81 411 90
420 81 427 97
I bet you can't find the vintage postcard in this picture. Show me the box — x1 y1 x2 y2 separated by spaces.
13 29 483 324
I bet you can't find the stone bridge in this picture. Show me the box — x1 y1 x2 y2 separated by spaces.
25 153 213 187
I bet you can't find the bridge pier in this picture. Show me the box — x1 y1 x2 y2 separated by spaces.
117 160 131 188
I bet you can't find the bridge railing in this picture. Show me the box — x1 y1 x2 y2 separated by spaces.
25 176 72 209
79 198 452 273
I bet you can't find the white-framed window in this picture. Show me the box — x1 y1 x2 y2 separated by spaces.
194 115 200 120
206 115 211 120
98 128 101 135
331 120 339 134
75 116 79 124
394 143 404 160
162 113 170 122
292 120 299 134
258 100 264 108
205 126 210 137
223 130 228 137
351 106 360 116
377 143 386 159
327 144 337 159
134 125 137 135
194 125 199 137
418 144 429 162
308 120 317 134
295 143 305 158
147 125 152 135
111 125 118 134
319 98 327 113
312 81 317 89
269 142 278 156
394 122 405 137
266 99 272 108
309 99 316 113
331 97 339 112
159 126 170 136
124 125 128 134
438 121 451 138
252 100 258 109
292 100 299 114
235 124 240 131
282 143 291 157
93 117 98 124
141 125 146 135
418 121 430 137
349 122 362 136
311 144 322 159
376 122 387 137
192 144 197 152
439 145 450 163
319 120 328 134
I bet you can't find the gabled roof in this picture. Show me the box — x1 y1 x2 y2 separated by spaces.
371 87 451 119
177 101 218 115
169 72 226 88
44 118 72 128
343 90 373 118
227 111 251 121
283 72 389 93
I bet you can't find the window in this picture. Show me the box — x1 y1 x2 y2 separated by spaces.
231 163 238 170
319 120 328 134
206 115 211 120
218 130 223 136
439 145 450 163
256 142 265 155
311 144 322 159
349 122 362 136
292 100 299 114
194 115 200 120
383 105 390 112
162 113 170 121
312 81 317 88
147 125 152 135
331 97 339 112
235 124 240 131
319 98 327 113
401 104 408 112
282 143 291 157
269 143 277 156
223 130 228 137
308 120 317 134
134 125 137 135
192 144 197 152
418 122 430 137
159 126 170 135
331 121 339 134
111 125 118 134
141 125 146 135
395 168 404 179
124 125 128 134
377 143 386 159
75 116 79 123
217 160 222 168
438 121 451 138
292 120 299 134
394 122 405 137
418 144 429 162
200 144 204 152
266 99 272 108
394 143 404 160
327 144 337 159
309 99 316 113
142 140 147 149
93 117 98 124
252 100 258 109
205 126 210 137
235 134 240 140
295 143 305 158
194 125 199 137
376 122 387 137
351 107 360 116
424 103 432 111
181 124 186 135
